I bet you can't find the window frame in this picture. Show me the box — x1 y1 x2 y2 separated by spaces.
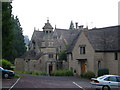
79 45 86 54
49 54 54 58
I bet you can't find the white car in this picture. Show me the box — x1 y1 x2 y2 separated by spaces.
90 75 120 90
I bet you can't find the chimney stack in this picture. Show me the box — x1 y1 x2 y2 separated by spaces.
75 22 78 29
78 25 84 30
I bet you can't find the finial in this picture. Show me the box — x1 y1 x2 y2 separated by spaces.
47 17 49 23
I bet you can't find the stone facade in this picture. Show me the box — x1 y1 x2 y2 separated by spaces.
67 26 120 76
15 20 120 76
15 20 57 74
68 31 95 75
15 20 81 74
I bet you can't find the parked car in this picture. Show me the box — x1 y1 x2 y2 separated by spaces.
0 67 15 79
90 75 120 90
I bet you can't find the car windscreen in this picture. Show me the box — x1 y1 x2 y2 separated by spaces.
98 76 106 79
0 67 4 70
117 77 120 82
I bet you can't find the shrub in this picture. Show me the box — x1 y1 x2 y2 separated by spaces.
0 59 13 70
80 71 95 79
31 71 47 76
98 68 109 76
15 74 21 78
51 69 73 76
16 71 48 76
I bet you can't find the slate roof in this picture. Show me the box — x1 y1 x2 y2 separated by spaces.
54 28 81 53
20 50 42 60
85 25 120 52
31 30 44 48
54 28 80 45
66 31 81 53
67 25 120 53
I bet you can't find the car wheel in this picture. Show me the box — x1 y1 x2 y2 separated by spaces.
102 85 110 90
4 73 9 79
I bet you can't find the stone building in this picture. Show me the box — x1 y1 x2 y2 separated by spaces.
15 20 82 74
15 19 119 76
67 25 120 76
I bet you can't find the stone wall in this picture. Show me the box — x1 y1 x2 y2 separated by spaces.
104 52 119 75
15 58 25 72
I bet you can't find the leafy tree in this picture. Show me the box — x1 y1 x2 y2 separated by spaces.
58 50 67 61
12 16 26 57
2 2 14 63
0 59 13 70
2 2 26 63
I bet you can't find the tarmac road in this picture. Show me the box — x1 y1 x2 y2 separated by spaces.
2 73 94 90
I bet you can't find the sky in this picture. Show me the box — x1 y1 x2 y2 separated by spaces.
12 0 119 39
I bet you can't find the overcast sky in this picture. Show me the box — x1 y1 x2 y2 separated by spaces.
12 0 119 39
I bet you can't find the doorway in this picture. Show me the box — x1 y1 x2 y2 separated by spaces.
49 65 53 75
81 61 86 73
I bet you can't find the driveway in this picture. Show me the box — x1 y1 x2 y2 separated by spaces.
2 74 95 90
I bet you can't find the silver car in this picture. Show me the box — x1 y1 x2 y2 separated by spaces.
90 75 120 90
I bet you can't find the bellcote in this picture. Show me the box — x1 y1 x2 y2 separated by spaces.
42 19 53 30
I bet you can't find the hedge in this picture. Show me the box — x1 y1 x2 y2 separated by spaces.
81 71 95 79
51 69 73 76
98 68 109 76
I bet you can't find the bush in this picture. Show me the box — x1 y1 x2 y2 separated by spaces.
31 71 47 76
98 68 109 76
51 69 73 76
0 59 13 70
15 71 48 76
80 71 95 79
15 74 21 78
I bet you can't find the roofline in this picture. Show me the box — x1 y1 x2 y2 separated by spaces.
55 28 69 30
90 25 120 31
95 50 120 52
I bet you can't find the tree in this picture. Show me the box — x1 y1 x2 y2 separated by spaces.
2 2 14 63
2 2 26 63
0 59 13 70
12 16 26 57
58 50 67 61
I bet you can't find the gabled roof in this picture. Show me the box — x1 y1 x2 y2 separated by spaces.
85 25 120 52
42 20 53 29
67 25 120 53
54 28 80 45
